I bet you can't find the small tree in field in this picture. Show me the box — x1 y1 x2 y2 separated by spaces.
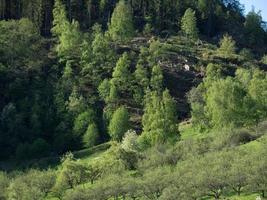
181 8 198 40
108 107 130 142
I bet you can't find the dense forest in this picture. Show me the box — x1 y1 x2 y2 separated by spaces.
0 0 267 199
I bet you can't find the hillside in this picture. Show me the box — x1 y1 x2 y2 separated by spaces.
1 0 267 199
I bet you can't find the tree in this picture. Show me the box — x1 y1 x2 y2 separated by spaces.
181 8 198 40
217 34 236 58
108 0 135 43
108 53 133 103
206 77 248 128
141 90 178 146
150 65 163 93
53 153 89 196
133 63 149 105
52 0 82 60
108 107 130 141
121 130 139 152
52 0 69 37
81 24 116 87
83 123 99 148
73 110 96 137
244 9 266 47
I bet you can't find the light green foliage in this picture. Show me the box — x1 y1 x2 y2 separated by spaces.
134 63 149 105
261 55 267 64
181 8 198 40
83 123 99 148
7 169 55 200
206 77 248 128
121 130 139 152
52 0 69 37
81 24 116 86
108 0 134 43
150 65 163 93
247 69 267 120
53 153 89 196
108 107 130 141
52 0 82 60
111 53 131 91
108 53 132 103
217 34 236 58
141 90 178 146
0 172 9 199
98 79 111 102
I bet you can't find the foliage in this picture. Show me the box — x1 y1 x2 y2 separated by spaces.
83 123 99 148
108 107 130 141
108 0 135 43
181 8 198 40
217 34 236 58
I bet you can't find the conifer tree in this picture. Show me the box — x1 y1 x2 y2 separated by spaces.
217 34 236 58
108 53 132 103
181 8 198 40
150 65 163 93
141 89 178 146
134 63 149 105
52 0 69 37
108 0 135 43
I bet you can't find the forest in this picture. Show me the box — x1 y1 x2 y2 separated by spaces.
0 0 267 199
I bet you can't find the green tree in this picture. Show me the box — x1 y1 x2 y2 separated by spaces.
133 63 149 105
83 123 99 148
181 8 198 40
244 9 266 47
108 0 135 43
141 90 178 146
150 65 163 93
206 77 248 128
53 153 89 196
217 34 236 58
108 107 130 141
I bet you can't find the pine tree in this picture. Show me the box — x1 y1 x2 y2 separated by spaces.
150 65 163 93
52 0 69 37
108 0 135 43
108 106 130 141
217 34 236 58
181 8 198 40
52 0 82 59
134 63 149 105
141 90 178 146
108 53 132 103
